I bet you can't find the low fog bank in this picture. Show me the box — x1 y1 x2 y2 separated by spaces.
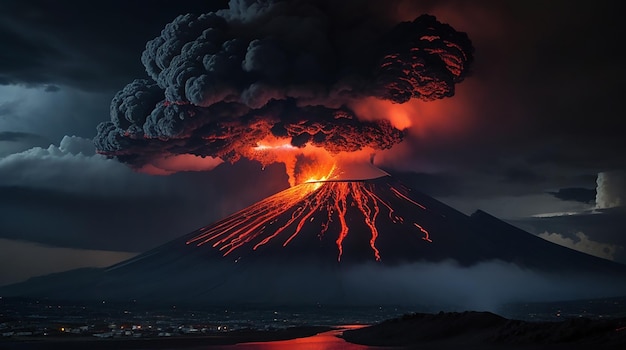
4 258 625 314
109 258 626 312
341 260 626 312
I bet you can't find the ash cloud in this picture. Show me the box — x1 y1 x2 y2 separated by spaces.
548 187 596 204
94 0 473 172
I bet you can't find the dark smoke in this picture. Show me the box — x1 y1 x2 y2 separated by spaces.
377 14 474 103
94 1 473 170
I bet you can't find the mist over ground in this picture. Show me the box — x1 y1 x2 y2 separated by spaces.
91 258 626 313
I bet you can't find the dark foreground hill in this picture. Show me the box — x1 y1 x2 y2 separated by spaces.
342 311 626 349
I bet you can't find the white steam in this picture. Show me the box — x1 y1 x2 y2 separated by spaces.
595 171 626 209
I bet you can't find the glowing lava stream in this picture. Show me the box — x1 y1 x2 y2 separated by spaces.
186 180 432 262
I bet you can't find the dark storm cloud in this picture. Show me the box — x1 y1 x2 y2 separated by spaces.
0 84 117 143
0 135 289 251
387 166 596 201
385 170 464 198
0 131 38 142
44 85 60 92
0 0 229 90
94 1 473 170
0 185 201 251
0 160 288 252
0 131 51 157
547 188 596 204
517 1 626 171
0 99 21 116
502 167 546 186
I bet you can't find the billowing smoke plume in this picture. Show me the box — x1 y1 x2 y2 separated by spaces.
595 170 626 209
94 0 473 174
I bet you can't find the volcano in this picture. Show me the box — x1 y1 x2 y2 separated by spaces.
3 173 626 307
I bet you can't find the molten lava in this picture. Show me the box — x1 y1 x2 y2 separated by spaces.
186 173 432 262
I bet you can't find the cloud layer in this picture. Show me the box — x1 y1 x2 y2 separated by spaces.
538 231 622 261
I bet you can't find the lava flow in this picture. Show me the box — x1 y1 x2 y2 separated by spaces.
186 170 432 262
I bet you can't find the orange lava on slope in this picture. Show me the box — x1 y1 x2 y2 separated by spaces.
186 175 432 262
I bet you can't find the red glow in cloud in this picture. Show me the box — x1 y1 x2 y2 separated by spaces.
365 81 483 172
245 135 387 186
138 154 223 175
351 93 471 139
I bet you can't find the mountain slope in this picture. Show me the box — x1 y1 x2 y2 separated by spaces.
2 175 626 306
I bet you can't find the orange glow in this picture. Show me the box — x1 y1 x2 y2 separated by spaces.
349 97 413 130
351 183 382 261
246 135 389 187
136 154 224 175
186 179 432 262
240 326 369 349
248 136 304 153
245 135 339 187
413 223 432 242
349 96 470 140
302 163 336 183
358 82 490 172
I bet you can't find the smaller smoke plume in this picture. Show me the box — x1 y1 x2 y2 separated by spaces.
94 1 474 175
595 171 626 209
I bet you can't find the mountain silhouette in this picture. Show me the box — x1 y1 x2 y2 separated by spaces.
3 175 626 306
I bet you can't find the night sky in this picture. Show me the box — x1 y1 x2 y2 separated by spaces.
1 0 625 286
